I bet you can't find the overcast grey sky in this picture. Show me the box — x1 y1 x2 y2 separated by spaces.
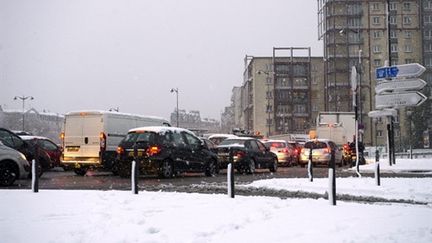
0 0 322 120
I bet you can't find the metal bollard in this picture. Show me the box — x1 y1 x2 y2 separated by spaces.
227 163 235 198
308 148 313 182
328 150 336 206
132 143 139 194
32 145 40 193
375 150 381 186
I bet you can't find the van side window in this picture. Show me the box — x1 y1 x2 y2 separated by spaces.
183 132 200 149
172 132 186 147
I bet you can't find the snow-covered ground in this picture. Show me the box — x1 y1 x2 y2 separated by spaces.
1 158 432 243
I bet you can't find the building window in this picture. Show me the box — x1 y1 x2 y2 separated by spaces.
390 30 397 38
390 16 397 25
404 45 413 53
426 30 432 39
403 2 411 11
266 105 273 113
391 44 398 53
266 77 272 84
348 18 361 27
405 59 415 64
266 91 273 99
391 59 398 66
372 16 380 25
374 59 382 67
373 45 381 53
372 3 380 10
425 57 432 67
426 1 432 9
425 15 432 24
373 30 381 38
404 31 412 39
403 16 412 25
389 2 397 11
377 130 383 137
426 43 432 52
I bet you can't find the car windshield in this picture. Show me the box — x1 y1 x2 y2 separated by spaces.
265 142 285 148
304 141 327 149
219 139 247 146
123 132 157 144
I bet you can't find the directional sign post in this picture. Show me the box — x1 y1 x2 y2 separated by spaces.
375 92 427 109
376 63 426 80
375 78 427 94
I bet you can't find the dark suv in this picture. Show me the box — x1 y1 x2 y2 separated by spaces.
115 126 219 178
216 137 278 174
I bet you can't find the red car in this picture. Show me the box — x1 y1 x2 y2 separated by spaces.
19 136 62 168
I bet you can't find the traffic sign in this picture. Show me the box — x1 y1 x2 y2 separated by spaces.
375 92 427 109
375 63 426 80
368 109 397 118
375 78 427 94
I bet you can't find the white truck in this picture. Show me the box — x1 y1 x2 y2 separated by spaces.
314 112 355 146
61 110 170 175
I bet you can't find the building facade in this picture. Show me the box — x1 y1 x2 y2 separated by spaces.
239 48 324 137
318 0 430 149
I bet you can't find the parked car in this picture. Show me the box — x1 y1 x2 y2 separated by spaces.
287 141 302 166
263 139 295 166
0 128 49 177
115 126 219 178
20 136 62 168
299 139 343 167
208 134 238 145
216 137 278 174
200 137 218 153
0 142 30 186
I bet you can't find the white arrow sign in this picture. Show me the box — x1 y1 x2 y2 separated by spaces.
375 92 427 109
376 63 426 80
368 109 397 118
375 78 427 94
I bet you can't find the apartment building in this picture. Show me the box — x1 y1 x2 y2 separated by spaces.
318 0 429 149
239 48 324 137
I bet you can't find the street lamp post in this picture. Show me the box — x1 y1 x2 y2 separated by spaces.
170 88 179 127
13 95 34 131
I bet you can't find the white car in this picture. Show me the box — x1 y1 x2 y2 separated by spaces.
0 142 30 186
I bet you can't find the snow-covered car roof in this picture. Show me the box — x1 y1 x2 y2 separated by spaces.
208 134 238 139
262 139 287 144
19 135 51 141
128 126 195 135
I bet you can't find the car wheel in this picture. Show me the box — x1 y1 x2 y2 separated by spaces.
74 168 87 176
205 159 217 177
246 159 256 174
159 160 173 178
269 158 278 172
0 161 17 186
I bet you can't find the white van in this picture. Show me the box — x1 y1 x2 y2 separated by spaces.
61 110 170 175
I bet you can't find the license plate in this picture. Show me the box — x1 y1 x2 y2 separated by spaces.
66 147 80 152
128 151 144 157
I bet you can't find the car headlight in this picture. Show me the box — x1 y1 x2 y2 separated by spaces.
19 152 27 161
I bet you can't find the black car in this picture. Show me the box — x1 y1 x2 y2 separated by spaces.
0 128 50 176
115 126 219 178
216 137 278 174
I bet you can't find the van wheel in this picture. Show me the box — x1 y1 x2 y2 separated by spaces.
159 160 173 178
74 168 87 176
0 162 18 186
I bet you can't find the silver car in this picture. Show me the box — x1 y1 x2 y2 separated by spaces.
0 142 30 186
299 139 343 167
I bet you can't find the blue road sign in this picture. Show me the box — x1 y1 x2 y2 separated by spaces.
376 66 399 79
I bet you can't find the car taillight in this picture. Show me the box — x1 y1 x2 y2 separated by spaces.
147 146 161 156
100 132 107 152
300 148 305 154
324 147 330 154
116 146 124 155
60 132 65 148
233 151 245 162
282 148 289 153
